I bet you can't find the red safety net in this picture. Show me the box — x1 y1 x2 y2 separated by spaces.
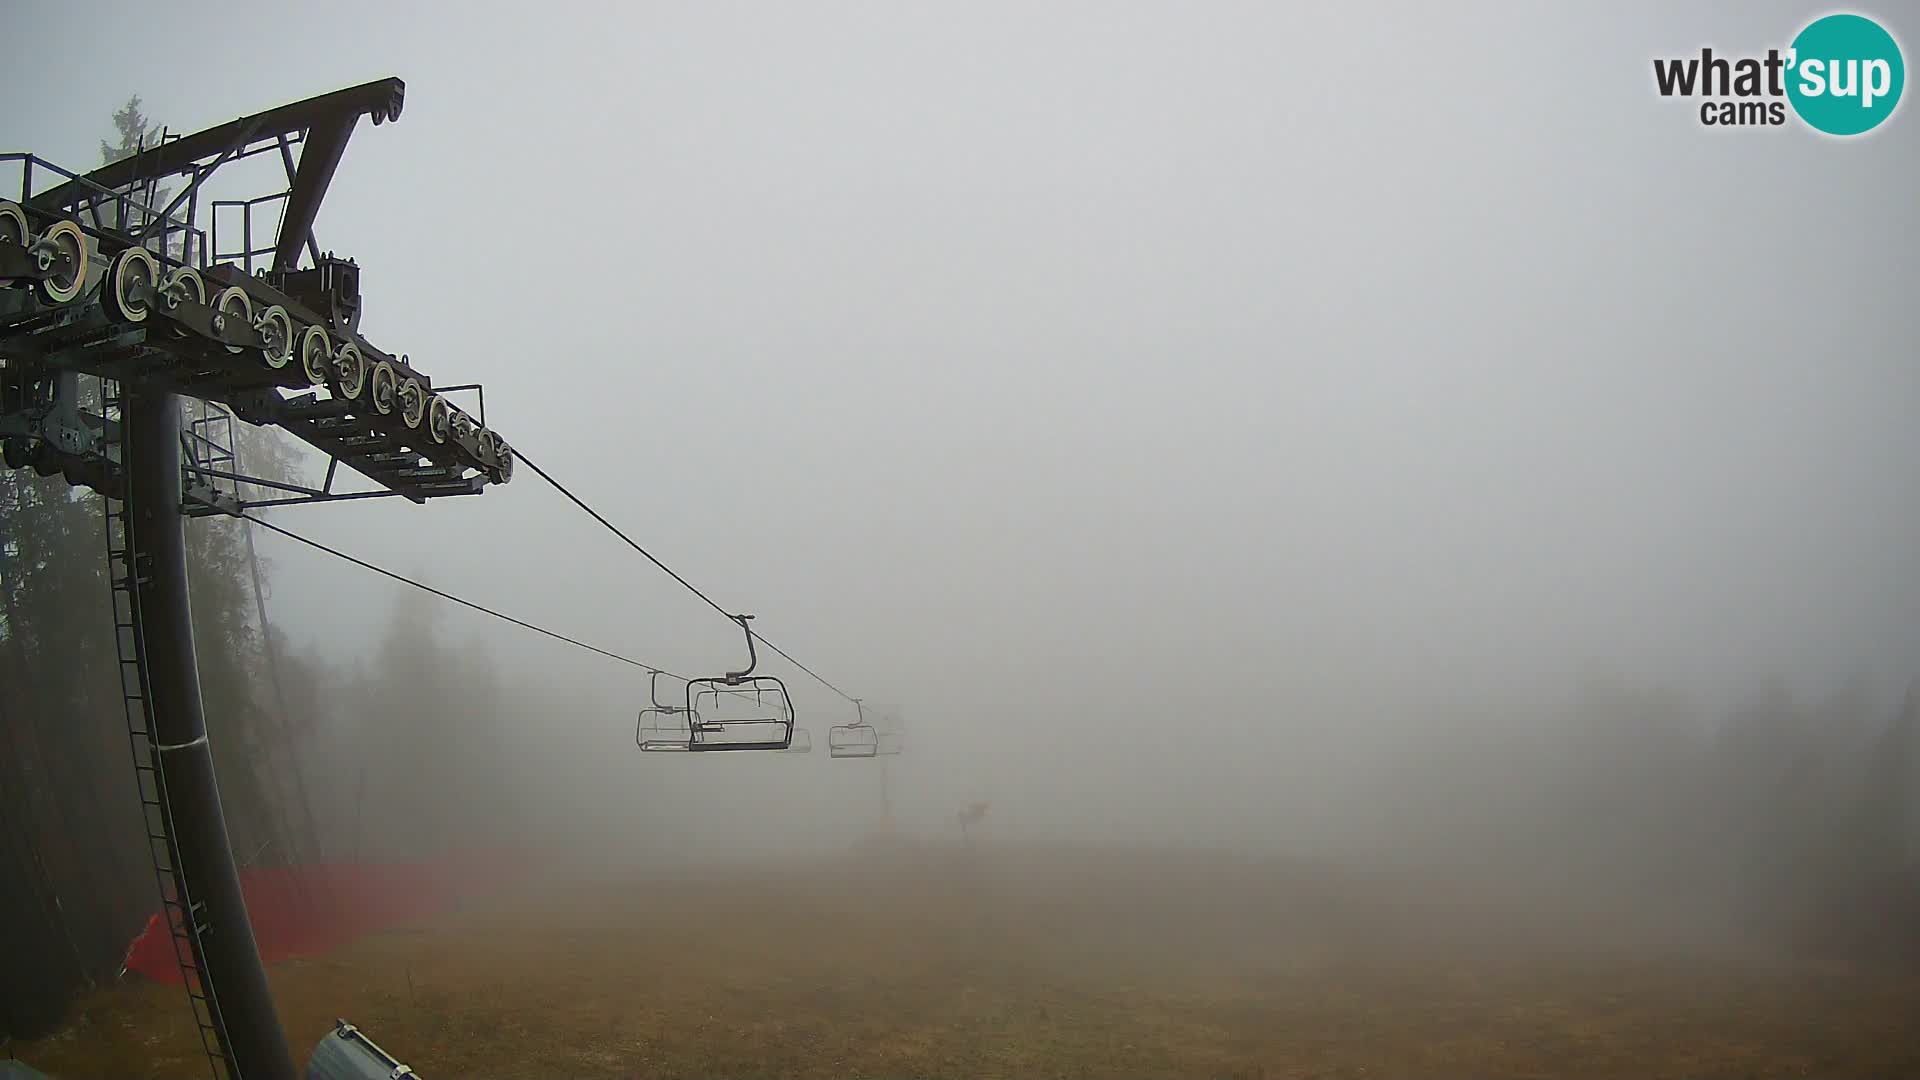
122 851 514 984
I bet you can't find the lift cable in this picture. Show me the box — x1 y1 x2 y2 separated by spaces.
239 513 674 676
512 450 861 704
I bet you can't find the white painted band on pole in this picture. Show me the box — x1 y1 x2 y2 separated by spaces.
155 734 209 752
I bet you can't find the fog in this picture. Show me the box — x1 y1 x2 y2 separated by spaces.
13 0 1919 969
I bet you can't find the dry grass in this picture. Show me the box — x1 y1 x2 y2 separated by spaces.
15 843 1920 1078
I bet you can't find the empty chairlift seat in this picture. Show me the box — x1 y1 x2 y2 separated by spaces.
828 722 878 758
829 697 890 758
686 677 796 752
637 670 697 750
636 616 798 753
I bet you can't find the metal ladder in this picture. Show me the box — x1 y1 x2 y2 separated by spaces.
101 377 236 1080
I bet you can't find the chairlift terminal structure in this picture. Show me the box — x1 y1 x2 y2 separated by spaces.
4 75 905 1080
1 79 511 509
0 78 517 1080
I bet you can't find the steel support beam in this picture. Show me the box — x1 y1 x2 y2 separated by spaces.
27 78 404 214
126 387 295 1080
271 117 354 272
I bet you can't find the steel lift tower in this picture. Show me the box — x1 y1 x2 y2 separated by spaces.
1 78 511 1080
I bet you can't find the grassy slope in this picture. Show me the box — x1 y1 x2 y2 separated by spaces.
16 845 1920 1079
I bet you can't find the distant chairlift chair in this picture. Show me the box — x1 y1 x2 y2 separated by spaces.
828 698 881 759
637 670 696 751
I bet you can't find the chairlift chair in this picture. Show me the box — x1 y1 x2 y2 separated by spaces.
637 670 696 751
829 698 880 759
679 615 796 751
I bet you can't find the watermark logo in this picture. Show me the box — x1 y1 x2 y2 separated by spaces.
1653 12 1904 135
1787 14 1905 133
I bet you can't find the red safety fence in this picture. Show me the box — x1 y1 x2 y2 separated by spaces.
122 850 522 984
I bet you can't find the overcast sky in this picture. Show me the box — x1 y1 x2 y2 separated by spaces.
8 1 1916 838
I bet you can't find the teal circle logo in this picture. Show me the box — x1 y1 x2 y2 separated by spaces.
1786 13 1905 135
